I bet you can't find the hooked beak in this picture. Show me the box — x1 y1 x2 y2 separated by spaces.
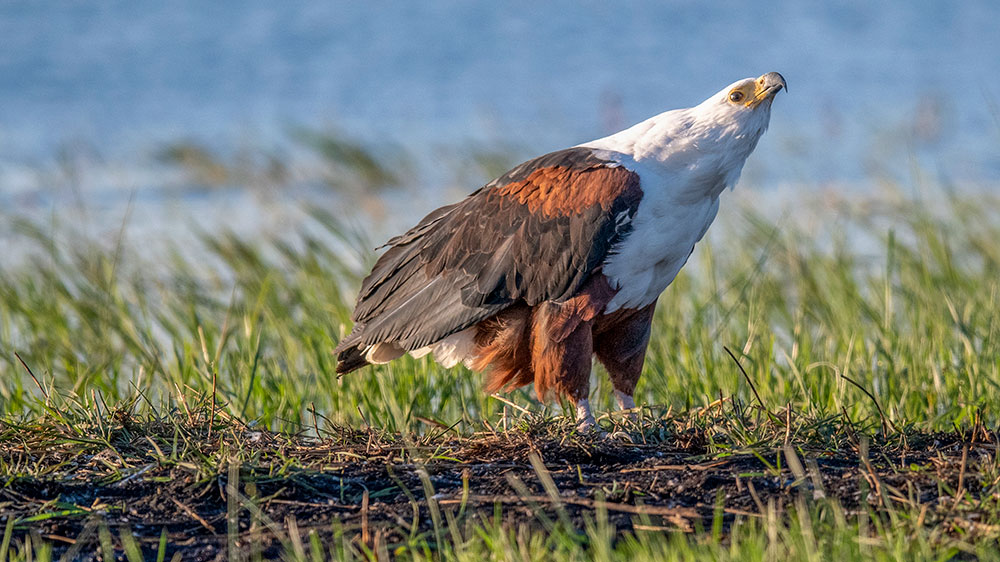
749 72 787 108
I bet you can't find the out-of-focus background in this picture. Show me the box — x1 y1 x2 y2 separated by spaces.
6 6 1000 557
2 1 998 255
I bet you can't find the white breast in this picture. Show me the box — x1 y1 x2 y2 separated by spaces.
597 154 724 313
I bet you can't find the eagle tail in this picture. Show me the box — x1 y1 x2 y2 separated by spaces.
335 345 369 374
334 324 370 374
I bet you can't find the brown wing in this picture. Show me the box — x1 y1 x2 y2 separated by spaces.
335 147 643 373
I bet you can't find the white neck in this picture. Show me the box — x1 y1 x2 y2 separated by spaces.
580 108 695 160
579 96 771 198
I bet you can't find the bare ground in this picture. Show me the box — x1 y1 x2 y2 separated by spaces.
1 408 997 560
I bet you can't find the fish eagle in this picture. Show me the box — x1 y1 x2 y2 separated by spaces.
335 72 786 430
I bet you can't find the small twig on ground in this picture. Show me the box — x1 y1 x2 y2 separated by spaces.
361 489 371 548
619 460 730 474
438 493 698 531
171 497 215 532
489 394 532 416
309 402 322 438
952 445 969 511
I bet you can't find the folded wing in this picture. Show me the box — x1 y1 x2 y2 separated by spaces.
335 147 643 373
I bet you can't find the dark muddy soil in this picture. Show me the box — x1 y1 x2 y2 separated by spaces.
1 417 996 561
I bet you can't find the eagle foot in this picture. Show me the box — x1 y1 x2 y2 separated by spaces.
576 417 600 433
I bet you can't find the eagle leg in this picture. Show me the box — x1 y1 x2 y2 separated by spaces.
593 301 657 417
614 390 636 411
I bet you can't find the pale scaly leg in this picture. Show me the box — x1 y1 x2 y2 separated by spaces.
575 398 597 432
615 389 636 412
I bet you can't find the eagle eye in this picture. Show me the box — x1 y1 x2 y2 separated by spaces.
729 90 745 103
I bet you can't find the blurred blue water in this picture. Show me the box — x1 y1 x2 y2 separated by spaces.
1 0 999 192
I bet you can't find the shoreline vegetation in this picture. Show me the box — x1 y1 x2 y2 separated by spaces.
2 139 1000 559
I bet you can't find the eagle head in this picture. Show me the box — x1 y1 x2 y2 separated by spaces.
695 72 787 139
724 72 787 109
